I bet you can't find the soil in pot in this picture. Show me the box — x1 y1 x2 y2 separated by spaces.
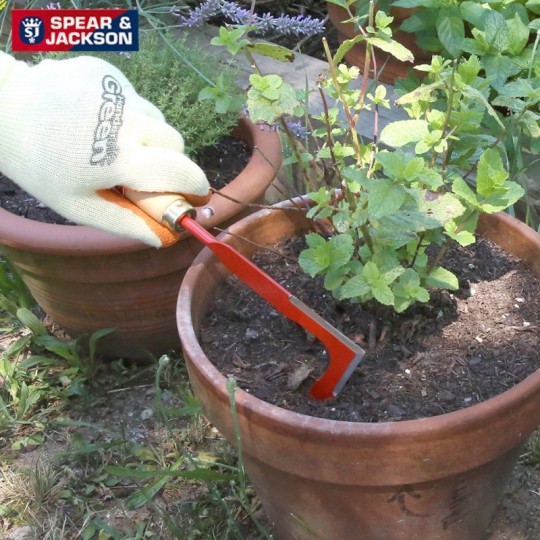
0 136 251 224
199 236 540 422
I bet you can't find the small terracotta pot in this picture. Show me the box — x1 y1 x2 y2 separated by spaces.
327 2 431 84
0 118 282 358
177 201 540 540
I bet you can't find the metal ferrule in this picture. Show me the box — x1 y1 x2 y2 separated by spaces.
162 200 196 232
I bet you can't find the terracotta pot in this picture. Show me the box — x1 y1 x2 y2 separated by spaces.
0 118 282 358
327 2 431 84
177 201 540 540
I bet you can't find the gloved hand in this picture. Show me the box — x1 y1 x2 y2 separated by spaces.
0 51 211 247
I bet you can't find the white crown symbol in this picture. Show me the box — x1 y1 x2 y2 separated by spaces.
23 17 43 29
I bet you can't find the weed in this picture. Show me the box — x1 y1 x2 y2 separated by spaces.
523 429 540 468
0 256 32 322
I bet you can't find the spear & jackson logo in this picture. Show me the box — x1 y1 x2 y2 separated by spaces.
11 9 139 52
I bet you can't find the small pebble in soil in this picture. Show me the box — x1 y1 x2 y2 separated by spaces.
140 408 154 420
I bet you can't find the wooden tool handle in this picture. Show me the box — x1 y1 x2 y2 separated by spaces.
122 189 196 232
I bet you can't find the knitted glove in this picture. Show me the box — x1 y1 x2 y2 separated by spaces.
0 51 210 247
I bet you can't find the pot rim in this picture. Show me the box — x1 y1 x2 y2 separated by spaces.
177 200 540 454
0 116 282 256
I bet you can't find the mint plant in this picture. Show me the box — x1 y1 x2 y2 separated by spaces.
175 1 524 314
392 0 540 60
295 53 523 312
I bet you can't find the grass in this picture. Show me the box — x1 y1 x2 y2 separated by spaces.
0 255 270 539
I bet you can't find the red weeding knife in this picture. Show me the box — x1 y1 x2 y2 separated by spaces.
123 190 365 400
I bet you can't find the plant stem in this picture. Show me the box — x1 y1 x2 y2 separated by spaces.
431 60 457 170
322 38 364 168
317 83 345 188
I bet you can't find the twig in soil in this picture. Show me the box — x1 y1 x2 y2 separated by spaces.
368 319 377 352
107 384 152 394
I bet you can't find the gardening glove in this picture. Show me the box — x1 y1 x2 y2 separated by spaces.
0 51 211 248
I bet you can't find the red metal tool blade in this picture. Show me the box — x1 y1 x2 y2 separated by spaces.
179 214 365 400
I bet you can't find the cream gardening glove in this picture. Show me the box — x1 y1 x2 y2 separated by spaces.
0 51 211 247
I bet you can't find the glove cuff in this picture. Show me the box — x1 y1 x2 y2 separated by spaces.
0 51 26 89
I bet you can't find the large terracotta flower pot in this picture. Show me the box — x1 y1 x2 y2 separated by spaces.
0 118 282 359
177 201 540 540
327 2 431 84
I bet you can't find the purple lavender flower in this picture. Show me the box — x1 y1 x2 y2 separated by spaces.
285 120 309 139
266 14 326 37
220 1 251 25
173 0 325 37
172 0 221 28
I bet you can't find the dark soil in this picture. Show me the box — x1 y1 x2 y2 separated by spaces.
200 236 540 422
0 136 251 225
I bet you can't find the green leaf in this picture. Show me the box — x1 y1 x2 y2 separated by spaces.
371 281 395 305
367 179 407 219
425 267 459 290
452 177 479 208
436 7 465 57
365 37 414 63
248 42 295 62
483 54 524 89
378 209 440 233
11 432 45 450
496 79 537 99
210 27 250 56
380 120 429 147
305 232 326 249
383 266 406 285
340 273 370 300
363 261 380 284
393 268 430 311
460 1 489 28
317 142 356 160
298 235 354 278
396 80 445 105
461 84 505 129
247 74 297 124
506 14 530 55
480 182 525 213
298 246 327 278
16 308 47 336
324 268 348 291
375 150 407 179
33 334 78 363
398 268 420 288
88 328 115 362
334 35 365 65
424 193 466 225
484 10 511 53
444 221 476 246
527 0 540 15
476 149 509 197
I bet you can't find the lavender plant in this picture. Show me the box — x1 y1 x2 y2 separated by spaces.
177 1 524 314
173 0 325 37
